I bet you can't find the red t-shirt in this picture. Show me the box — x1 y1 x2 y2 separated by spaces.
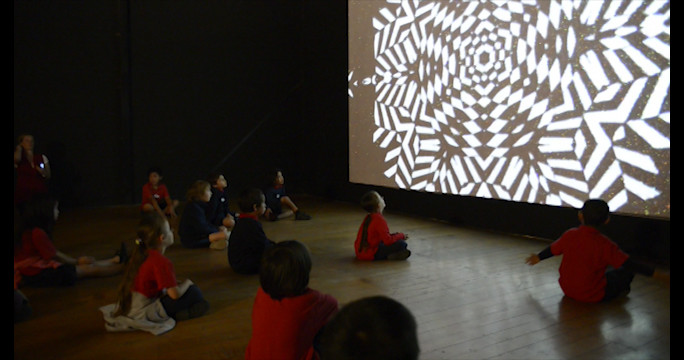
141 183 170 209
245 287 338 360
14 228 63 288
550 226 629 303
133 249 177 299
354 212 406 261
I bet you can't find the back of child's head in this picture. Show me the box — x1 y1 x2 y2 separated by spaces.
581 199 610 226
186 180 210 202
320 295 419 360
238 187 265 213
259 240 312 300
114 212 166 317
136 212 166 249
360 191 381 213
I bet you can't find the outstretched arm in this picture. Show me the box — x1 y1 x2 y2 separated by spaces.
525 246 553 266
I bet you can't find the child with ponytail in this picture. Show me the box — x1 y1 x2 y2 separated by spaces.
354 191 410 261
100 213 209 335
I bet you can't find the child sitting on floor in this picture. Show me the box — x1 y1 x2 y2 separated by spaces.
140 167 178 219
206 173 236 228
263 168 311 221
14 194 126 288
246 240 338 360
228 188 276 274
525 198 669 303
354 191 410 261
100 213 209 335
178 180 230 250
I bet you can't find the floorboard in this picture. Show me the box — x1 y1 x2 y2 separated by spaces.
14 195 670 360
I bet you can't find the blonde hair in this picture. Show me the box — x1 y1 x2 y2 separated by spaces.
186 180 210 202
360 191 381 213
358 191 381 252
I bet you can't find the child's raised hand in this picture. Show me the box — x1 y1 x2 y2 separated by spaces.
525 254 540 266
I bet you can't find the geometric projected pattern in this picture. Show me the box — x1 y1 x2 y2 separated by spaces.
349 0 670 218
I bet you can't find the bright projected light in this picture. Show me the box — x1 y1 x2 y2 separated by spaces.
348 0 670 219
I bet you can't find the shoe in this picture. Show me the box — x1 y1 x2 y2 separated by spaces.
114 242 129 264
295 211 311 220
175 300 209 321
209 238 227 250
387 249 411 261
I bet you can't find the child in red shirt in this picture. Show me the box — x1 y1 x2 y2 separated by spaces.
14 194 126 288
354 191 410 261
141 167 178 219
526 199 669 303
101 213 209 335
246 240 338 360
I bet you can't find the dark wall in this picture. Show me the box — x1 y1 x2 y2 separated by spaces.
14 0 668 264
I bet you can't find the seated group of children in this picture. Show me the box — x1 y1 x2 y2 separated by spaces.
15 164 668 360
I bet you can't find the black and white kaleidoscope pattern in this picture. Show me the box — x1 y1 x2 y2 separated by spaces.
349 0 670 217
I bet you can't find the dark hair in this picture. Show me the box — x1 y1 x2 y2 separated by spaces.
238 187 265 213
15 194 58 248
113 212 166 317
266 167 284 187
207 173 222 186
581 199 610 226
320 296 419 360
259 240 312 301
360 191 381 213
147 166 163 177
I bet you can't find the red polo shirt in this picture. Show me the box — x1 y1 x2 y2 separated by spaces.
551 226 629 303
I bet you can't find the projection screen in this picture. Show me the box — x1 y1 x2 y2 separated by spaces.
348 0 670 219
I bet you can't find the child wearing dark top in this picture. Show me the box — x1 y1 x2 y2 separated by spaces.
246 240 338 360
525 199 669 303
319 295 419 360
178 180 230 250
228 188 276 274
206 173 236 228
355 191 410 261
263 168 311 221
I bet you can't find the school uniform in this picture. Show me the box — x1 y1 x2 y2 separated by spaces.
549 225 630 303
179 201 219 248
141 182 171 210
246 287 338 360
228 214 274 274
100 249 177 335
14 228 77 288
354 213 407 261
207 187 235 226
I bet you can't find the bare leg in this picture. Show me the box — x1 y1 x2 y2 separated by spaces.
76 260 124 278
279 196 297 219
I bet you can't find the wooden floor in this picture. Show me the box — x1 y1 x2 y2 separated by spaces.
14 195 670 360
